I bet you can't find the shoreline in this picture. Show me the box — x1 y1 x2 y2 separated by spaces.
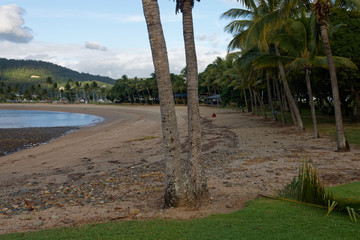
0 103 359 234
0 127 79 156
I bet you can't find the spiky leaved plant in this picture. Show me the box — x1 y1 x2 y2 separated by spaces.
277 160 360 222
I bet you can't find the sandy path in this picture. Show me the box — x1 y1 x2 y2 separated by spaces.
0 104 359 234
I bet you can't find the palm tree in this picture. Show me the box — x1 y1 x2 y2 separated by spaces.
90 81 98 102
275 15 357 138
46 77 53 99
311 0 358 151
222 0 305 130
174 0 207 202
142 0 191 207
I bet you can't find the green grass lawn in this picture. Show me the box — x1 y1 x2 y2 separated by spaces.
2 182 359 240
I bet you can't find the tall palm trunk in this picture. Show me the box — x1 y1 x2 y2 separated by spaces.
275 44 304 130
319 23 349 151
305 68 319 138
266 72 276 121
243 87 248 112
313 0 349 151
255 90 267 118
181 0 207 202
275 78 286 124
252 88 259 116
248 86 254 113
142 0 190 207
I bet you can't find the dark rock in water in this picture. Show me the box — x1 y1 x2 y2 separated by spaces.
0 127 78 156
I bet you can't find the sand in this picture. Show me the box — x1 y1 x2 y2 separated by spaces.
0 103 359 234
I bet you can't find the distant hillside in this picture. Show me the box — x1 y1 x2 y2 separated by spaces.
0 58 115 90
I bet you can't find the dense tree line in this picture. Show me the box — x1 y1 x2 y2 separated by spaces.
198 2 359 152
0 58 115 92
0 77 110 103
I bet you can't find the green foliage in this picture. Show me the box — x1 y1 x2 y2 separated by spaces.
0 58 115 91
278 160 360 222
278 160 332 206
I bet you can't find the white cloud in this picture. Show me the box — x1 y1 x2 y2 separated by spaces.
0 40 226 79
0 4 33 43
85 41 108 51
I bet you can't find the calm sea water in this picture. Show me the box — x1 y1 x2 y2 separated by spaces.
0 109 104 128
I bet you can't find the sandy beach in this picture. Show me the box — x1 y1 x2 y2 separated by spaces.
0 103 359 234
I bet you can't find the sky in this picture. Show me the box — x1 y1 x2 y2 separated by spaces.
0 0 242 79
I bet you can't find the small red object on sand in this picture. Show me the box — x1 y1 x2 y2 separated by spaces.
212 113 216 118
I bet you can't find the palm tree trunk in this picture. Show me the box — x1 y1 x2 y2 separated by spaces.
243 87 248 112
275 78 286 124
248 86 254 113
266 72 276 121
319 23 349 151
275 44 304 130
305 68 319 138
252 88 259 116
181 0 207 203
255 90 267 118
142 0 189 207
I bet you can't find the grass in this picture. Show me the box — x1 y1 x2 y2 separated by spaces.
1 182 359 240
260 107 360 147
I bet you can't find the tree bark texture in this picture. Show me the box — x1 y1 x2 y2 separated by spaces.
266 72 276 121
319 23 349 151
275 44 304 130
275 78 286 124
305 68 319 138
181 0 208 203
142 0 189 207
243 87 249 112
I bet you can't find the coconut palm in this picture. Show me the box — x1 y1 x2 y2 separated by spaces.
222 0 305 130
174 0 208 202
311 0 359 151
142 0 191 207
281 15 357 138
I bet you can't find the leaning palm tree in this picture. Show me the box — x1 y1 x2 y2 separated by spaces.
222 0 305 130
142 0 192 207
311 0 359 151
174 0 208 202
274 14 357 138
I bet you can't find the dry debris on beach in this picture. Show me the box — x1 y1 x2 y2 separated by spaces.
0 104 359 234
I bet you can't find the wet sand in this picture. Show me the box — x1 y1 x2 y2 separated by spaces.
0 127 78 156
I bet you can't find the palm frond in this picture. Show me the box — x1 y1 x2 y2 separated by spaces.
221 8 254 20
224 20 253 34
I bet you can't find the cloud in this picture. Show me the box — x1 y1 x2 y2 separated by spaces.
0 4 33 43
0 40 226 79
85 41 108 51
196 33 220 47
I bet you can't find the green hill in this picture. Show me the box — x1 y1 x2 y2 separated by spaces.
0 58 115 91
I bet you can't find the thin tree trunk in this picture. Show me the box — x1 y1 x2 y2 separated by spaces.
243 87 248 112
248 86 254 113
142 0 189 207
255 90 267 119
252 88 259 116
282 85 289 112
182 0 207 203
275 44 304 130
305 68 319 138
266 72 276 121
319 23 349 151
275 78 286 124
288 97 297 126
